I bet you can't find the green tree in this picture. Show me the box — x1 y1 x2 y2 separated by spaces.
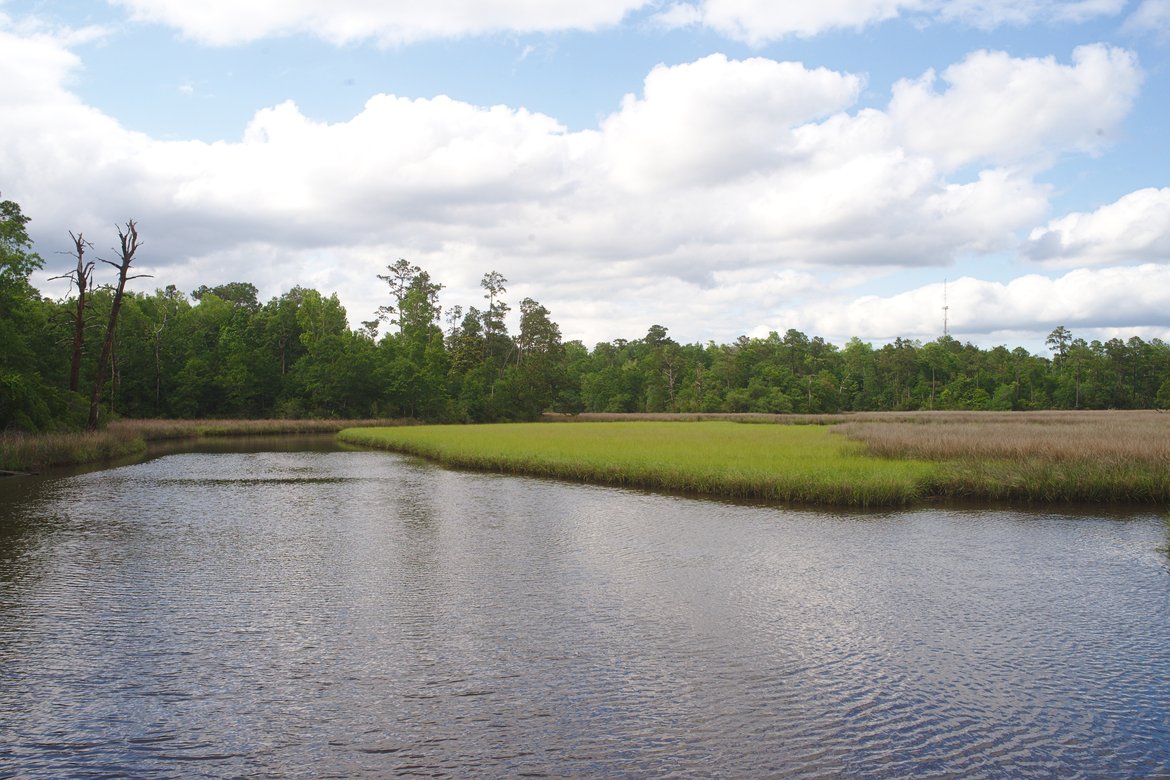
480 270 511 358
499 297 565 418
0 198 77 430
193 281 260 311
374 258 419 335
1046 325 1072 361
383 269 449 419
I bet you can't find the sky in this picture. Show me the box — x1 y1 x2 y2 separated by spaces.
3 1 1169 353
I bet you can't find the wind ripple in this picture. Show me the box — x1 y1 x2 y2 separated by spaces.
1 452 1168 777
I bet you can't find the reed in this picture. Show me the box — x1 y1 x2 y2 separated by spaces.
548 411 850 425
833 410 1170 503
1 418 411 472
0 428 146 472
109 417 411 441
339 421 937 507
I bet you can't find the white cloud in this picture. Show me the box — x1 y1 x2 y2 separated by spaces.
888 44 1141 172
1023 188 1170 266
0 23 1151 346
25 0 1131 49
789 265 1170 344
654 0 1127 44
936 0 1127 27
654 0 915 44
1124 0 1170 38
108 0 652 45
600 54 863 190
0 22 86 106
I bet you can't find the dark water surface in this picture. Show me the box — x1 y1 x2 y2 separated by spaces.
1 449 1168 778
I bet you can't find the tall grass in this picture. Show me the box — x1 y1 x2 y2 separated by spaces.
547 411 849 425
11 411 1169 506
339 421 937 507
0 428 146 472
833 410 1170 503
1 418 411 472
109 418 411 441
344 412 1170 506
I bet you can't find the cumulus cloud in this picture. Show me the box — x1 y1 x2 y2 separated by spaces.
108 0 652 45
0 21 1153 345
1023 188 1170 266
654 0 1127 44
601 54 862 190
791 265 1170 344
888 44 1141 172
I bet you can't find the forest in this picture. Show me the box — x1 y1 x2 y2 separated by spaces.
4 197 1170 433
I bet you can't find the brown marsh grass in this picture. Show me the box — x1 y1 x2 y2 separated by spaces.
108 418 411 441
0 427 146 472
832 410 1170 462
1 418 412 472
546 411 850 425
833 410 1170 503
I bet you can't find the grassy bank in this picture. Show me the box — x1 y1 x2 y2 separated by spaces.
339 421 938 506
0 427 148 473
834 410 1170 503
342 411 1170 506
0 418 409 472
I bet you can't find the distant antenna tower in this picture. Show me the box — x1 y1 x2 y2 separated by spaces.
943 278 950 337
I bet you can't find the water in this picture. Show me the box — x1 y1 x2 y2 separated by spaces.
1 448 1169 777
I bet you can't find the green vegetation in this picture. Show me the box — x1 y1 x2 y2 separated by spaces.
6 194 1170 442
339 421 938 506
341 411 1170 506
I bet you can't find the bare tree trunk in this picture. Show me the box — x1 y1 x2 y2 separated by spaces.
51 232 95 393
88 221 148 430
153 317 165 416
71 284 87 392
68 234 91 392
108 334 118 419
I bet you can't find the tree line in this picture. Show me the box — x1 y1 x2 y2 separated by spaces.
4 197 1170 432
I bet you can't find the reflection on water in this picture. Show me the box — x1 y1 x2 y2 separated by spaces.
1 451 1169 777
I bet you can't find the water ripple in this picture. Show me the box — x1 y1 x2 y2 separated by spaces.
1 452 1168 777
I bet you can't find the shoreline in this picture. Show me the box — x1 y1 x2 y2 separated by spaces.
340 414 1170 508
0 418 413 473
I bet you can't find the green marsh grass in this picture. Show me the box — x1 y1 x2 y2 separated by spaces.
339 421 938 507
344 411 1170 506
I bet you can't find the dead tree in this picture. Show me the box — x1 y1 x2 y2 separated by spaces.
88 221 151 430
50 232 96 392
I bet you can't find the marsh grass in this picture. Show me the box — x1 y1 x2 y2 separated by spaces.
1 418 409 472
10 410 1168 505
339 421 937 507
833 410 1170 503
549 412 849 425
110 418 410 441
345 411 1170 506
0 428 146 472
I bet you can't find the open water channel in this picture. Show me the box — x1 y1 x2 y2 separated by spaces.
1 438 1169 777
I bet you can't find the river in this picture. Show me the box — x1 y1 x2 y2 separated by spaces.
1 443 1168 777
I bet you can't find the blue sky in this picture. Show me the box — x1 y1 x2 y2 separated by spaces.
3 1 1169 351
